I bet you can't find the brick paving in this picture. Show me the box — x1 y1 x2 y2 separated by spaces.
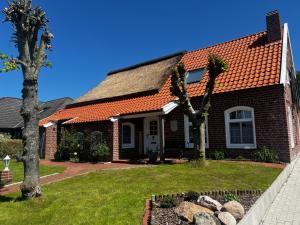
0 160 147 195
262 157 300 225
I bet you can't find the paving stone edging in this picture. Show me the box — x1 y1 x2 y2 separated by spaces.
238 157 298 225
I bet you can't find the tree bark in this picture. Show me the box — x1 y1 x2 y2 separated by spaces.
20 72 41 198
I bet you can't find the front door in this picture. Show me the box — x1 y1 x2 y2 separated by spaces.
144 117 160 154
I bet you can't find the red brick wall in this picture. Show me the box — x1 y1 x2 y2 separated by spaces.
164 85 291 162
45 124 58 160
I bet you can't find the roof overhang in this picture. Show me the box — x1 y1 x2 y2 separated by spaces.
43 122 56 128
109 101 178 121
280 23 296 86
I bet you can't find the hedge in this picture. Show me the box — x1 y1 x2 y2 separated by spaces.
0 139 23 159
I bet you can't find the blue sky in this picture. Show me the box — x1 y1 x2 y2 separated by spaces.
0 0 299 101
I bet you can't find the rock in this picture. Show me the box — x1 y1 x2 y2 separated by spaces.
218 212 237 225
222 200 245 220
193 212 221 225
197 196 223 211
174 201 213 223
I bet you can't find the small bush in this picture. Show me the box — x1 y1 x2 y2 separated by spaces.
254 146 278 163
224 193 240 202
0 134 22 159
209 149 226 160
90 142 110 162
185 191 199 201
159 196 178 208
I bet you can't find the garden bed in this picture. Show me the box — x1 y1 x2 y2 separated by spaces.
150 190 262 225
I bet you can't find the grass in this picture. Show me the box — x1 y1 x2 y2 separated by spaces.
8 161 65 183
0 161 282 225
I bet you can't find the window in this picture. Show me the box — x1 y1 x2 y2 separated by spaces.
287 107 295 148
122 122 135 149
224 106 256 149
90 131 103 150
76 132 84 150
184 114 208 148
186 68 205 84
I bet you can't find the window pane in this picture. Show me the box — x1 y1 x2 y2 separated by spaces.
241 122 254 144
236 110 242 119
150 121 158 135
243 111 252 119
186 68 205 84
122 125 131 144
230 123 241 144
230 111 237 119
189 125 194 144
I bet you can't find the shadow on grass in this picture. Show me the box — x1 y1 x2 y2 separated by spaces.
0 195 28 203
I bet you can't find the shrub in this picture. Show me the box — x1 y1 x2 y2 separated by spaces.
254 146 278 163
70 152 80 163
0 134 22 159
56 130 80 161
90 142 110 162
185 191 199 201
209 149 226 160
159 196 178 208
224 193 240 202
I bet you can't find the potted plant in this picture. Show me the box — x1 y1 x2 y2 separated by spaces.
148 148 158 163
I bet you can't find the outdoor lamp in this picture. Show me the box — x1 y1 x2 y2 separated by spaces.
3 155 11 171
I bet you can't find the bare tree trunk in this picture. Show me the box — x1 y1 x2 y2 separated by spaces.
192 119 206 160
20 73 41 198
199 120 206 160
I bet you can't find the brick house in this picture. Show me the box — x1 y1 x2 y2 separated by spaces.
40 11 300 162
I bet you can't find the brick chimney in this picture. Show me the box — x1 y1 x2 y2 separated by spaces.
266 10 282 42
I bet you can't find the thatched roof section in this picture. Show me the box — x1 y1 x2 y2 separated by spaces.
74 52 184 104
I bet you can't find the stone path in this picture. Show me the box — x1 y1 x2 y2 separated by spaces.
262 157 300 225
0 160 147 195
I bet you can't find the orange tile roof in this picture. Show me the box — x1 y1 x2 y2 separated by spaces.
40 31 282 125
182 31 282 96
39 78 174 125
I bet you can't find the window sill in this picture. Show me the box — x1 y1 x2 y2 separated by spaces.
226 144 256 149
122 145 135 149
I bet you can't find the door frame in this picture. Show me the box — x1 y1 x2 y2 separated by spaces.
143 116 160 154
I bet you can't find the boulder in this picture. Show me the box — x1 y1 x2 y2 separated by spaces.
174 201 213 223
193 212 221 225
218 212 237 225
197 196 223 211
222 200 245 220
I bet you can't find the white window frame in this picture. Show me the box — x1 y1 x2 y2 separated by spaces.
287 107 295 148
184 114 209 149
224 106 257 149
122 122 135 149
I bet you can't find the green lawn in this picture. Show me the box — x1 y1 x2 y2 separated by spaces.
0 161 281 225
8 161 65 183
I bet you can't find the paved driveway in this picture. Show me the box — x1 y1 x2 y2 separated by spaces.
262 157 300 225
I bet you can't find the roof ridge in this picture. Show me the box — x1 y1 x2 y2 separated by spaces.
187 30 267 54
107 51 186 75
43 97 73 103
0 97 22 101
